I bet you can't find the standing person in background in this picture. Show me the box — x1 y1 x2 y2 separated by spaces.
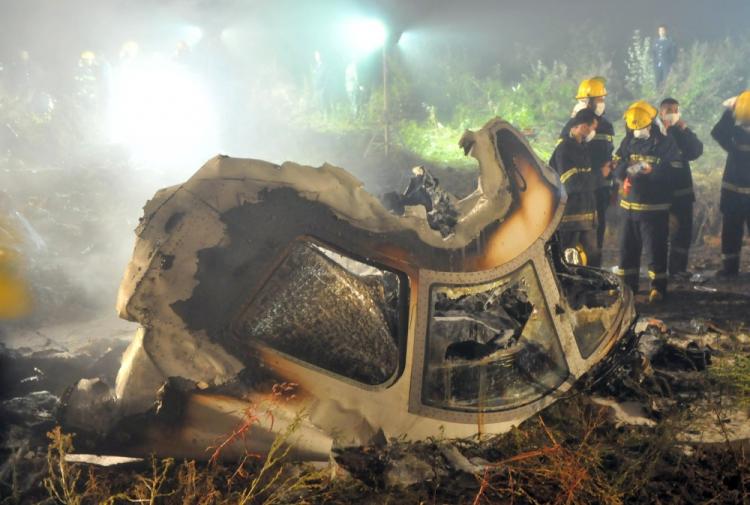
659 98 703 277
614 102 681 302
559 77 615 264
653 25 677 87
550 108 605 267
711 90 750 278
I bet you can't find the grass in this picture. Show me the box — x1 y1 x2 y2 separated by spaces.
471 411 622 505
39 402 334 505
710 354 750 408
36 390 749 505
43 427 84 505
32 324 750 505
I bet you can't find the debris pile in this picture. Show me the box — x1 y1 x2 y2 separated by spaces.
44 118 634 461
381 165 459 237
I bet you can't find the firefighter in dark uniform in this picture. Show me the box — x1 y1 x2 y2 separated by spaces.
614 102 681 302
659 98 703 276
711 90 750 277
550 108 605 267
560 77 615 258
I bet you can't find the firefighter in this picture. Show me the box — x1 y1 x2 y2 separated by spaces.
659 98 703 276
560 77 615 261
614 102 681 302
711 90 750 277
550 108 605 266
75 51 101 106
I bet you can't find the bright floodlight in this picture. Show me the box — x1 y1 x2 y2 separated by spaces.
342 17 387 56
107 55 219 174
182 25 204 47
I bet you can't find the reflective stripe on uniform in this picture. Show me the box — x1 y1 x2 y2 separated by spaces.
560 167 592 184
593 134 613 142
620 200 671 211
561 212 596 223
648 271 667 280
671 247 689 255
612 154 621 163
614 267 639 276
673 187 694 197
722 181 750 195
630 154 661 164
736 144 750 152
722 253 740 260
670 161 684 168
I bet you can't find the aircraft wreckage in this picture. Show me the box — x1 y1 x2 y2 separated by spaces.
62 118 635 461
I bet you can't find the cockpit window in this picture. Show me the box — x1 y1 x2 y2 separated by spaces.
236 240 407 385
557 265 622 359
422 262 568 412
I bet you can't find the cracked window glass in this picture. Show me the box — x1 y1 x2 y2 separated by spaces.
557 265 622 359
422 262 568 412
238 241 406 385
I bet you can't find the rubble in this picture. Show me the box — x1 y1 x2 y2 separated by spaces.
64 454 143 467
381 165 459 237
59 378 117 435
53 117 635 459
383 453 437 488
590 396 657 427
1 390 59 429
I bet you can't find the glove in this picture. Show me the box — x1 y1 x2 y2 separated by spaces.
623 177 632 196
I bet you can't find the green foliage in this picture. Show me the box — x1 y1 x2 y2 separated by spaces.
395 60 576 166
286 30 750 192
624 30 656 101
398 119 472 169
658 37 750 174
710 354 750 407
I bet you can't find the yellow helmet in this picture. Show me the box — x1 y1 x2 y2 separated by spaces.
735 90 750 124
624 104 655 130
628 100 657 120
576 77 608 99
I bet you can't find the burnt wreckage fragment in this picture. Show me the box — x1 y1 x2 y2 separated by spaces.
382 165 459 237
62 118 635 460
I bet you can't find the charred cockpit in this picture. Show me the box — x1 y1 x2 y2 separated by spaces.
62 118 635 461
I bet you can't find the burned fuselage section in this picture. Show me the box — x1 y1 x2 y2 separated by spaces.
62 118 635 460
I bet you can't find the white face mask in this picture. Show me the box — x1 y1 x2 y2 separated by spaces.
654 117 667 136
633 127 651 140
594 102 606 116
584 129 596 142
663 112 681 124
571 100 588 116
